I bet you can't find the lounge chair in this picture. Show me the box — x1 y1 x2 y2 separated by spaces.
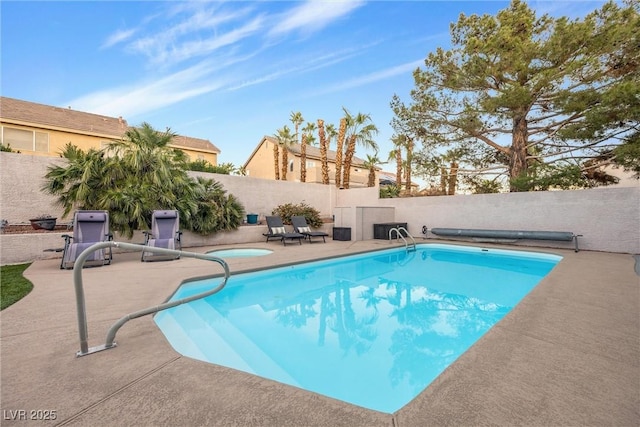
263 216 304 245
60 210 113 269
142 210 183 261
291 215 328 243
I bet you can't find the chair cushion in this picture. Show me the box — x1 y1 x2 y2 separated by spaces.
76 212 107 222
271 226 286 234
298 226 310 233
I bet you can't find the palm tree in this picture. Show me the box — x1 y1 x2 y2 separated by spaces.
317 119 329 184
363 153 381 187
324 123 337 185
290 111 304 147
342 108 379 189
271 135 280 180
43 122 245 237
274 125 295 181
335 118 347 188
300 122 317 183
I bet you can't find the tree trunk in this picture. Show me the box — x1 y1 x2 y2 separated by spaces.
281 148 288 181
300 135 307 183
396 150 403 189
440 166 447 193
448 161 458 195
342 135 356 189
273 144 280 180
368 167 376 187
509 115 529 192
335 118 346 188
405 138 413 193
317 119 329 184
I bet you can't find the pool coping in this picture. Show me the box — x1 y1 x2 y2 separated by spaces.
1 239 638 426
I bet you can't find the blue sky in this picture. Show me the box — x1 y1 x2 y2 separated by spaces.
1 0 608 172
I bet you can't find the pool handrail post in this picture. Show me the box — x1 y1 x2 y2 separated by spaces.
73 241 230 357
388 227 416 252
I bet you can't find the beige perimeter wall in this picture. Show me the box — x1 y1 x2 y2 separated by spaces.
335 185 639 254
1 152 638 265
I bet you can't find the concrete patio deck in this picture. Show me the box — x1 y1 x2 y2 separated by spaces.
1 239 638 426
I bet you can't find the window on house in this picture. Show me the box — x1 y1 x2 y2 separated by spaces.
306 160 315 168
289 159 294 172
1 127 49 152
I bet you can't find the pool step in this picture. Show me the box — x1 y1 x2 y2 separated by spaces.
156 300 298 386
187 299 298 386
154 310 207 360
155 305 253 372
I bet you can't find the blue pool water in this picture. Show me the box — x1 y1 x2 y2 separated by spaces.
206 248 273 258
155 244 561 413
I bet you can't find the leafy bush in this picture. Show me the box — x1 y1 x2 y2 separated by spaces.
43 123 245 237
186 159 237 174
0 143 19 153
379 185 400 198
272 202 322 227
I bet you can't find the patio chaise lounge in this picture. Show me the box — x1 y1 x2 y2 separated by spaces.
60 210 113 269
141 210 182 261
263 216 304 245
291 215 328 243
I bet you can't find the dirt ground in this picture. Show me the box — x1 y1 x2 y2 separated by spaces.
1 224 71 234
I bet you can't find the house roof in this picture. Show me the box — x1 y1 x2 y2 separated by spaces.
170 135 220 154
0 96 220 154
248 135 366 167
1 96 128 136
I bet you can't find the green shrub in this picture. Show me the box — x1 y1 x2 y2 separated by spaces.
0 143 19 153
272 202 322 227
380 185 400 198
42 125 246 237
186 159 237 174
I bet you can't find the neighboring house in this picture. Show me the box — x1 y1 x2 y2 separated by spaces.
0 97 220 164
243 135 373 188
378 170 420 191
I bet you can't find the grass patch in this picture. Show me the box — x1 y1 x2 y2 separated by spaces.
1 263 33 310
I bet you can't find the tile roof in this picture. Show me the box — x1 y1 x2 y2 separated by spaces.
0 96 220 154
170 135 220 153
1 96 127 136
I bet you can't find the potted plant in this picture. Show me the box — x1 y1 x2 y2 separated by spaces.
29 214 57 231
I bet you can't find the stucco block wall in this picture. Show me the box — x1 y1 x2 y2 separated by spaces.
0 152 68 223
188 172 335 220
0 152 335 224
331 184 638 253
374 187 640 254
2 152 638 263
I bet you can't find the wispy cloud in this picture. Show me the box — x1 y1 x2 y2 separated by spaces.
227 46 367 91
124 5 262 67
311 59 425 95
528 0 605 19
101 28 137 49
268 0 365 37
66 61 228 118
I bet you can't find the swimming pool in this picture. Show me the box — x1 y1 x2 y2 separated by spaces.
155 243 561 413
206 248 273 258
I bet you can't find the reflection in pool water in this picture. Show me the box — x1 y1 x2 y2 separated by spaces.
155 244 561 413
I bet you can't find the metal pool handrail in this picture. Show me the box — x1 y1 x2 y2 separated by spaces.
73 241 230 357
389 226 416 252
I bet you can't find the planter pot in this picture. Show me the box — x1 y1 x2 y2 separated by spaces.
246 214 258 224
29 218 57 230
